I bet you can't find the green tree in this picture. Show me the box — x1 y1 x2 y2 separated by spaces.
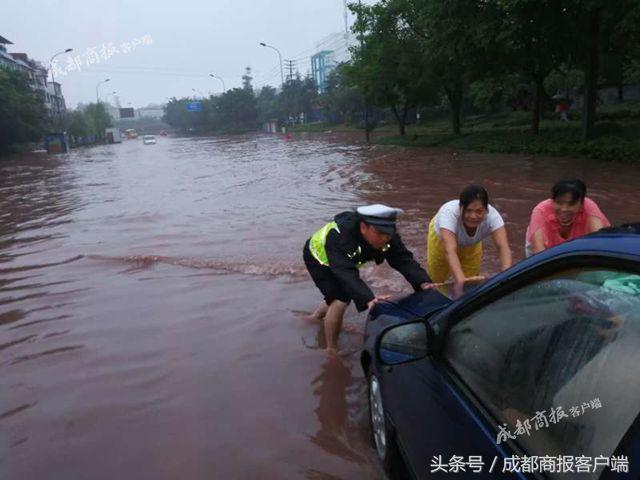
279 76 318 124
349 0 437 135
163 97 208 132
567 0 640 140
83 102 113 140
256 85 279 125
321 64 363 124
494 0 573 134
0 68 47 152
395 0 498 134
599 2 640 101
216 88 258 132
65 110 92 140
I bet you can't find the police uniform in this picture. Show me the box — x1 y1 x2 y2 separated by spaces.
303 205 431 311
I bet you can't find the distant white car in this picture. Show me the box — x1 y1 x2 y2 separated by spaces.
143 135 156 145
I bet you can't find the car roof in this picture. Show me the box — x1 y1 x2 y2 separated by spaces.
371 225 639 322
532 224 640 260
465 224 640 300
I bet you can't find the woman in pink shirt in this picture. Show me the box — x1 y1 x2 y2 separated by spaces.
526 178 611 256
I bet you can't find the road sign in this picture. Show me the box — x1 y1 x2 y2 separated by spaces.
186 101 202 112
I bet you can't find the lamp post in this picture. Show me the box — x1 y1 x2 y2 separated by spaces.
208 73 226 93
96 78 110 103
259 42 284 88
49 48 72 84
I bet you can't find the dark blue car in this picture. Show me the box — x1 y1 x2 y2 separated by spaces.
361 224 640 479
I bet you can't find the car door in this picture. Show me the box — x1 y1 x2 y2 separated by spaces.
382 255 640 479
441 256 640 479
381 347 522 478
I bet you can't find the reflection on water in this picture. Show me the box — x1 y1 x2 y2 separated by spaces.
310 356 364 463
1 133 638 479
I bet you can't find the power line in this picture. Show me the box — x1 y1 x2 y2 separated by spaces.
253 63 282 81
78 69 213 78
284 33 352 63
284 59 297 82
288 40 347 63
92 64 238 78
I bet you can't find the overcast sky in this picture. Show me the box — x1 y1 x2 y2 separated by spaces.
4 0 368 108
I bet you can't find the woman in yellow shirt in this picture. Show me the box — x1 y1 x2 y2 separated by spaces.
426 185 512 297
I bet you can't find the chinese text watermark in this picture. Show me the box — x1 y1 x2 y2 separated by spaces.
496 397 602 445
430 455 628 474
50 34 153 78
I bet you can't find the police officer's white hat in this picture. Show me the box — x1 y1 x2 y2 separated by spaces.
356 204 404 234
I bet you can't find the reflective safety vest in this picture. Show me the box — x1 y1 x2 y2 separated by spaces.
309 221 389 268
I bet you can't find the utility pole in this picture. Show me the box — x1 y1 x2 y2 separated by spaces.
284 60 296 83
343 0 349 39
357 0 370 143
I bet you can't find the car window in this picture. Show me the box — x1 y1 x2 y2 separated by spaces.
444 267 640 479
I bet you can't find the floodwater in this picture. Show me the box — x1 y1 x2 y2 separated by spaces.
1 133 638 479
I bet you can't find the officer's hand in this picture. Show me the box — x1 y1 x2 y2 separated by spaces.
420 282 436 290
367 295 391 310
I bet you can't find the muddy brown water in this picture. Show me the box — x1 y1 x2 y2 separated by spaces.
1 133 638 479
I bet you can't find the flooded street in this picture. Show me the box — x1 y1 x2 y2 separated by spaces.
1 134 639 480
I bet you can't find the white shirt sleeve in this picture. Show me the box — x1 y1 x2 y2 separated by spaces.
486 205 505 233
435 201 460 237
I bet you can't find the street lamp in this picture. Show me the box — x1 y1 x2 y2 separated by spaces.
259 42 284 88
96 78 110 103
49 48 73 84
208 73 226 93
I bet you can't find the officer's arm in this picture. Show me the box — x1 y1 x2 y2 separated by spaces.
386 235 431 290
325 231 375 312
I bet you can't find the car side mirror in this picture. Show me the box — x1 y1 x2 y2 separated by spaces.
377 320 430 366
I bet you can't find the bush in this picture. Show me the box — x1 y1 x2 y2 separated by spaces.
493 110 531 127
376 108 640 164
592 122 623 136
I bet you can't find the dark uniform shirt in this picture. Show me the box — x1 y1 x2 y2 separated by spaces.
323 211 431 311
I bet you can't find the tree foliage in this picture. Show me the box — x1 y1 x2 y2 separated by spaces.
0 68 47 152
342 0 640 140
348 0 438 135
320 64 363 124
157 2 640 144
83 102 113 139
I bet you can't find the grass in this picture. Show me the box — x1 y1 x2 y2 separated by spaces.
288 122 370 133
294 102 640 163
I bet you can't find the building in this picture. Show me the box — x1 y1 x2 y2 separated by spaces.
310 32 357 93
311 51 337 94
0 36 32 75
0 35 67 118
135 107 164 120
46 82 67 117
